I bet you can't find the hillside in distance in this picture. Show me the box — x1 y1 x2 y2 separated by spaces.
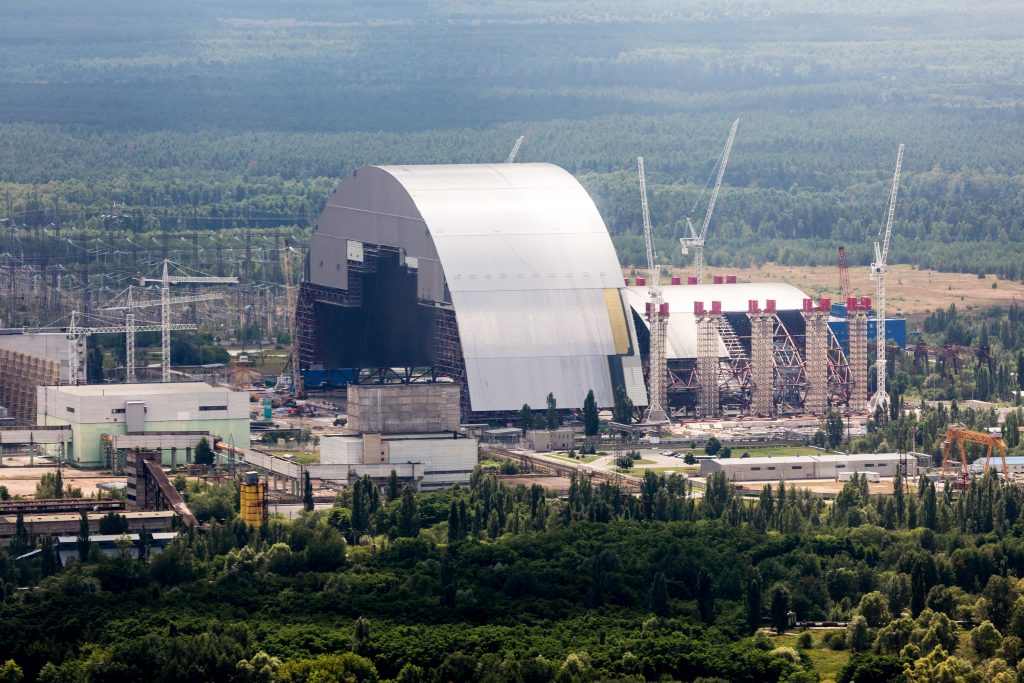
1 0 1023 277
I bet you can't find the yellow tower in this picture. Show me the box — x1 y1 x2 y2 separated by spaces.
239 471 267 529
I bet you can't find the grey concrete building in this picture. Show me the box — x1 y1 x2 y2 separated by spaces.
700 453 915 482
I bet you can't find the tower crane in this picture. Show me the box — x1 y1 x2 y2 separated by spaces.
506 135 525 163
681 118 739 284
102 285 225 383
64 310 197 385
140 260 237 382
280 241 303 396
838 246 851 301
637 156 669 424
867 144 904 413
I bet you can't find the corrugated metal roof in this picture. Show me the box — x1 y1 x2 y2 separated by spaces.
48 382 225 396
710 452 904 466
365 164 646 411
379 164 624 292
623 282 810 359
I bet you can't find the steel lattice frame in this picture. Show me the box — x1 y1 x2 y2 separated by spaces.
645 309 669 423
696 312 721 418
715 316 753 408
848 310 869 412
749 312 775 416
802 310 829 415
771 316 807 411
827 326 852 405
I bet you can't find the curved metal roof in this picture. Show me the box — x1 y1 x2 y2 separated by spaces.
378 163 624 292
312 163 647 412
623 282 810 359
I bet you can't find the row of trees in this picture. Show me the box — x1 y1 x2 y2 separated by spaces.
6 457 1024 679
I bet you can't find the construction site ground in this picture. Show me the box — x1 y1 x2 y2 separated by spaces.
0 457 123 498
646 263 1023 318
525 448 904 498
733 479 897 496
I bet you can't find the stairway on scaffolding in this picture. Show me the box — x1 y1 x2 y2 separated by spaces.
716 316 749 365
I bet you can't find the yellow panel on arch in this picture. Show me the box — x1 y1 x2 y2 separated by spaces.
604 288 631 355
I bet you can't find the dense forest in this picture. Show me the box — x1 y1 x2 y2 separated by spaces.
3 3 1024 681
1 0 1023 277
3 465 1024 681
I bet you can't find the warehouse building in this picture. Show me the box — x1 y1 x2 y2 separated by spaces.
36 382 250 467
700 453 915 482
971 455 1024 476
319 432 477 490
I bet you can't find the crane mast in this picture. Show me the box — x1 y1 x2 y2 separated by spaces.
838 246 850 301
638 157 668 424
64 309 197 385
141 259 238 382
868 143 905 414
681 118 739 284
506 135 525 163
281 242 303 396
105 286 224 383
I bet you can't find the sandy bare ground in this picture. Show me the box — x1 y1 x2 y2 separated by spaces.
734 479 896 496
635 264 1024 318
499 475 574 494
0 466 123 498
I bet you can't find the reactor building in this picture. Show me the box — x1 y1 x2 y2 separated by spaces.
297 163 650 418
298 162 901 420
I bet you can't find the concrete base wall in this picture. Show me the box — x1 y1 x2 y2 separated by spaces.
348 383 460 434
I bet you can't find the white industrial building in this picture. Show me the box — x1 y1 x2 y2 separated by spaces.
301 163 649 416
700 452 916 482
319 432 477 490
971 455 1024 476
37 382 250 467
622 282 810 361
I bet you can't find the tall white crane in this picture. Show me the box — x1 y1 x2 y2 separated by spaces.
506 135 525 163
868 143 905 414
638 156 669 424
280 241 303 396
103 285 225 382
140 260 238 382
64 309 197 385
681 118 740 284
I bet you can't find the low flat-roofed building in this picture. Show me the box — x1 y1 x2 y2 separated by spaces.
526 428 574 452
37 382 250 467
700 453 915 482
971 454 1024 476
483 428 521 446
0 510 176 539
319 432 478 490
54 531 178 566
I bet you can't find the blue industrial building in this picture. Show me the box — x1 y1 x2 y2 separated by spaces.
828 301 907 352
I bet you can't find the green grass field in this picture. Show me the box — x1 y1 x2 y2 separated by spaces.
641 466 698 474
547 453 600 464
773 631 850 682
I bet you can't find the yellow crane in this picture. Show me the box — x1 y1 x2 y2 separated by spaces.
940 423 1008 484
